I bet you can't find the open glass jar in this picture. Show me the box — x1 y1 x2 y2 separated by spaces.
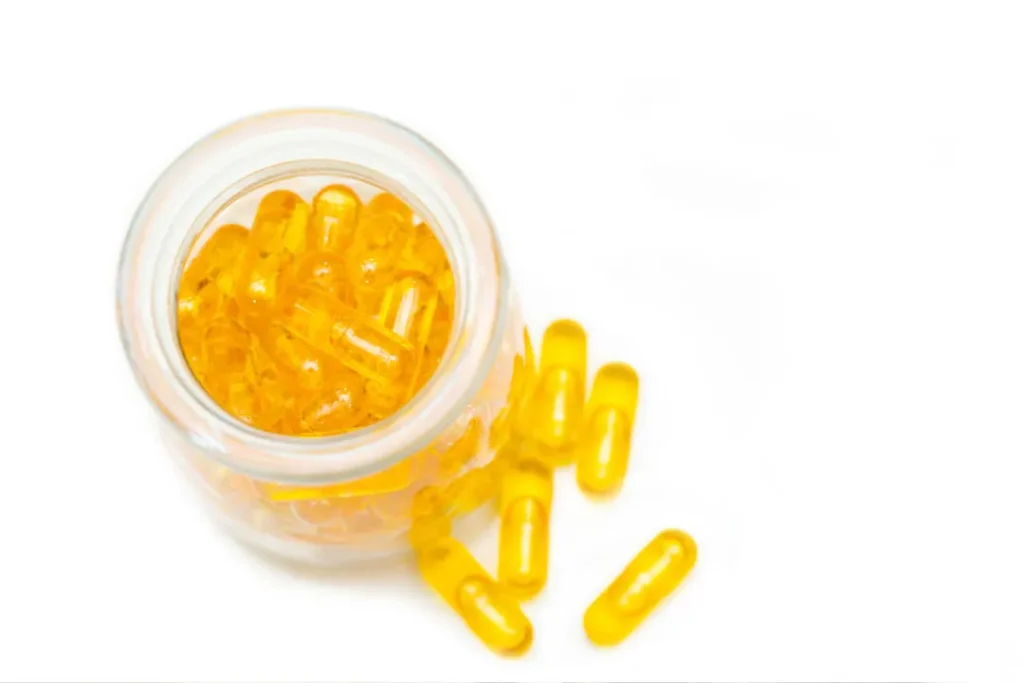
117 110 530 566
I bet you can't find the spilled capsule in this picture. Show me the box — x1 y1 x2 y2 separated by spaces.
584 529 697 646
576 362 640 495
522 319 587 465
417 537 533 655
498 452 553 598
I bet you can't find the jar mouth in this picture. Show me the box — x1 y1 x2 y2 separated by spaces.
118 109 508 485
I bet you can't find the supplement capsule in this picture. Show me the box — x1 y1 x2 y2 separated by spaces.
523 319 587 465
279 284 415 385
178 224 249 326
293 251 353 305
236 190 309 316
576 362 640 495
498 455 553 598
397 222 449 278
307 184 361 252
378 275 439 350
417 537 533 655
297 370 367 435
346 193 414 308
254 323 331 391
583 529 698 646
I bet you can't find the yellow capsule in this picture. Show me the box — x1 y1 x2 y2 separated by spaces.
583 529 698 646
378 275 439 350
576 362 640 495
236 190 309 316
417 537 533 656
177 224 249 326
346 192 414 306
293 251 353 305
297 370 367 435
254 323 331 391
307 184 361 252
397 222 449 278
523 319 587 465
278 284 415 385
498 455 553 598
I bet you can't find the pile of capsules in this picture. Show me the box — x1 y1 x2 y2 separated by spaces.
175 185 697 655
416 319 698 654
177 185 453 435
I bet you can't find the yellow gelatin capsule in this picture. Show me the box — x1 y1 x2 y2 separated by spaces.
576 362 640 495
297 370 367 435
583 529 698 646
178 224 249 326
279 284 415 385
378 275 439 350
293 251 353 305
346 192 414 307
417 537 533 656
307 184 361 252
236 190 309 316
498 455 553 598
523 319 587 465
397 222 449 278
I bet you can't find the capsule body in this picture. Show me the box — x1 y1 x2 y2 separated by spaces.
398 222 448 278
297 370 367 435
307 184 361 252
576 362 640 495
236 190 309 316
523 320 587 465
294 251 354 304
584 529 698 646
279 284 414 386
346 193 414 309
498 455 553 598
417 537 533 655
177 224 249 326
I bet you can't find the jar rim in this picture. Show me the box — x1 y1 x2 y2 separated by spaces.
117 108 508 485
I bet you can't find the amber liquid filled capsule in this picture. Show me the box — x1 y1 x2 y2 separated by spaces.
523 319 587 465
418 537 533 656
307 184 361 252
583 529 698 646
576 362 640 495
498 454 553 598
236 190 309 316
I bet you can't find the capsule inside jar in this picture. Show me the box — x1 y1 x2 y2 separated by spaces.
176 181 456 437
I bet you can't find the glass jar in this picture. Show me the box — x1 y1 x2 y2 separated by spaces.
117 109 530 566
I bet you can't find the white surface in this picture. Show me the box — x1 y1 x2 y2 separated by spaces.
1 2 1022 681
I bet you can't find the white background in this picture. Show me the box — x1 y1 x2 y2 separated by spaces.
1 2 1022 681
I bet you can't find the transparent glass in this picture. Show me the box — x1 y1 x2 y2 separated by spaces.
117 110 528 566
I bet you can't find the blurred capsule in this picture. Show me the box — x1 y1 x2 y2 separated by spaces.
583 530 698 646
522 319 587 465
236 190 309 316
308 184 361 252
417 537 532 655
576 363 639 495
498 455 553 598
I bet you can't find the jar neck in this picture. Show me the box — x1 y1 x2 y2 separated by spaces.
119 110 507 485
